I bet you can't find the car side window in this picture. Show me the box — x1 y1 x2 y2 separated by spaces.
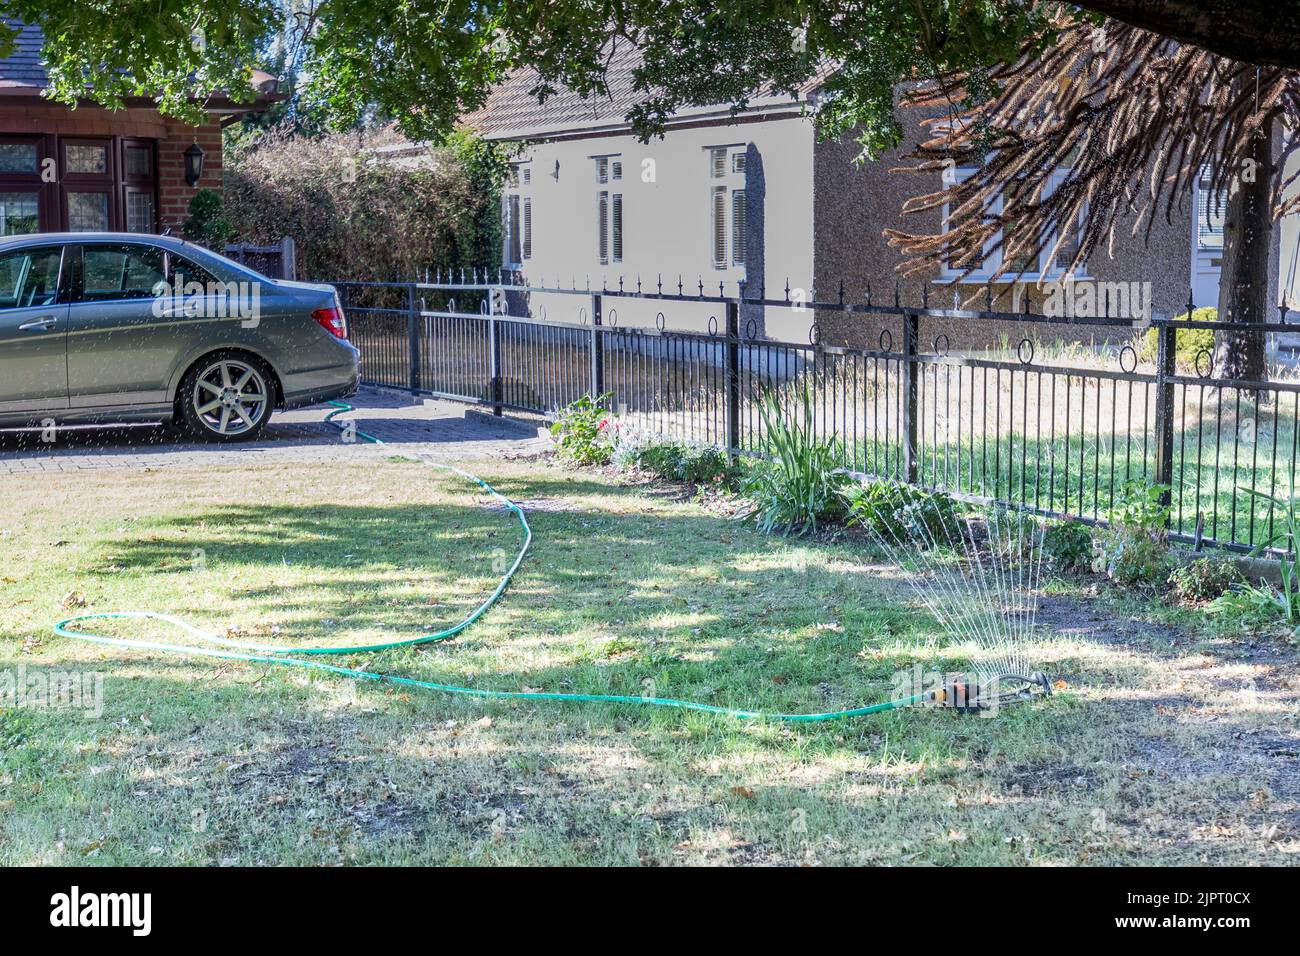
0 247 63 311
166 251 219 290
80 244 166 302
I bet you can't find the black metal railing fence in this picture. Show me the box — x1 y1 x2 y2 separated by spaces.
334 273 1300 554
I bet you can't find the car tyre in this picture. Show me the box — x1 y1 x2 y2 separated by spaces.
177 352 275 443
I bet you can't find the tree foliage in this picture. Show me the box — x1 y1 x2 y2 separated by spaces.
4 2 1295 159
3 1 1058 160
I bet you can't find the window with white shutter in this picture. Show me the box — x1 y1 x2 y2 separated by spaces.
611 193 623 263
503 162 532 267
598 190 609 264
522 197 532 260
707 146 747 270
506 194 522 266
594 156 625 265
710 148 727 179
711 186 727 269
731 189 746 266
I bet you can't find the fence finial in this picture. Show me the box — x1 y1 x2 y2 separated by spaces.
921 283 929 308
838 278 844 305
784 278 791 302
636 275 642 294
865 281 872 306
1187 288 1195 316
678 275 684 295
657 273 663 295
1280 300 1290 326
618 275 624 293
698 277 704 298
894 281 900 309
719 280 725 298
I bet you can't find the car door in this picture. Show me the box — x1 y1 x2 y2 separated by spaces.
65 241 179 408
0 244 70 415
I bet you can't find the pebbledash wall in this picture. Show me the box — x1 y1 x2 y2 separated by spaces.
812 103 1282 351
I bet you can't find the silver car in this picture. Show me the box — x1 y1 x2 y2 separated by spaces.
0 233 359 442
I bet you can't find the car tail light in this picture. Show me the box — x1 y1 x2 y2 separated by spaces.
312 305 348 339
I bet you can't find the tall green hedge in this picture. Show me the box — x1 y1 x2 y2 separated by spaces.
222 125 507 282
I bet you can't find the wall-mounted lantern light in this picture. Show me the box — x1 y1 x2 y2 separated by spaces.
183 142 205 188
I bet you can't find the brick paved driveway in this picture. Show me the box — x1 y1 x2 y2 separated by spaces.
0 388 551 473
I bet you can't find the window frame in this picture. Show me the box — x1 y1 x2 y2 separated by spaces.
0 243 69 311
594 155 624 266
68 241 170 305
503 161 532 268
707 145 747 271
938 166 1089 283
0 135 54 234
1196 165 1226 252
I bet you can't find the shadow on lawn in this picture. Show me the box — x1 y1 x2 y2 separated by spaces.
26 475 1295 861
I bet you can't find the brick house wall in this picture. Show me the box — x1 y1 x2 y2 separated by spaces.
0 101 225 234
157 115 224 231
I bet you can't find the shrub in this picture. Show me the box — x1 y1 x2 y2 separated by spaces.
183 188 235 249
1138 307 1216 371
1093 483 1171 588
223 124 507 281
1041 518 1093 571
843 479 959 545
550 393 614 466
1168 557 1243 603
635 441 738 488
740 386 851 536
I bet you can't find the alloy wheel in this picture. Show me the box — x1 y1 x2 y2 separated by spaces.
190 359 269 437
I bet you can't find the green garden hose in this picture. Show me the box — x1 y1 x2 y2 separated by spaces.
52 401 924 721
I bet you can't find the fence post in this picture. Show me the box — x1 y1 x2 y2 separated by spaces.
725 298 741 458
901 310 919 483
590 292 604 398
1153 320 1176 514
278 236 297 280
488 288 503 416
407 282 421 394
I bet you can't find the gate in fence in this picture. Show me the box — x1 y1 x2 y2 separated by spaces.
333 273 1300 554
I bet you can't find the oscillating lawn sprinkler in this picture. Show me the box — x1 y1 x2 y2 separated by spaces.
924 672 1053 714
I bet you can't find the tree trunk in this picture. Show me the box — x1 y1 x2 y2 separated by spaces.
1075 1 1300 69
1213 109 1273 383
